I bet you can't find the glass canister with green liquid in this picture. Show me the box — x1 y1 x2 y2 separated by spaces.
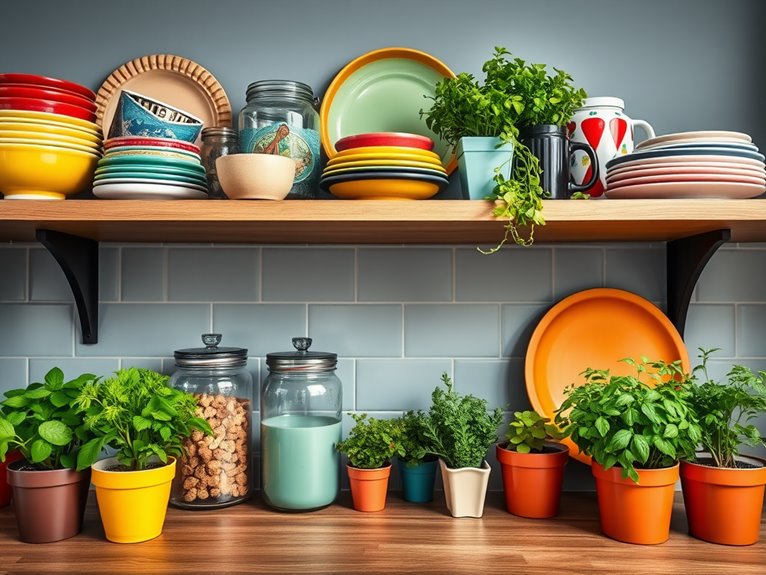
261 337 342 510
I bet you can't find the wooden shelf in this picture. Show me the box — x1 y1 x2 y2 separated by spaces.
1 199 765 244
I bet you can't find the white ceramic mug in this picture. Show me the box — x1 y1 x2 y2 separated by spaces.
568 97 655 198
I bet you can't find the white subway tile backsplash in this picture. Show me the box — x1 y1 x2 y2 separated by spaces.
455 248 552 302
262 248 354 302
554 248 603 299
501 304 550 358
356 359 451 411
737 305 766 357
0 358 26 393
168 248 259 301
684 304 735 357
213 304 306 356
404 304 499 357
122 248 164 301
605 248 666 302
0 249 26 301
357 248 452 302
0 304 73 356
697 250 766 302
309 304 402 357
29 249 72 302
99 248 120 302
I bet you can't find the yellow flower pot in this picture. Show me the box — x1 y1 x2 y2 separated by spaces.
91 456 176 543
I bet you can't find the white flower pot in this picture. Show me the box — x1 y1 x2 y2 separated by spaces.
439 458 491 518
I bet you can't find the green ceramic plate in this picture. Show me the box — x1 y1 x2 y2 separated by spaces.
97 154 205 174
96 164 206 179
94 171 207 186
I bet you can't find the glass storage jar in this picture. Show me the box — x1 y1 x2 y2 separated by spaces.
169 333 252 509
261 337 342 511
200 127 239 199
238 80 320 199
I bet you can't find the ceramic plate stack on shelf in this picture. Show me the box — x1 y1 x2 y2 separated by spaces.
0 73 103 199
94 136 207 199
319 132 449 199
605 131 766 199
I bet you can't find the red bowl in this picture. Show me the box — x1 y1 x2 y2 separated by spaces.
0 97 97 122
335 132 435 152
104 136 200 154
0 73 96 101
0 86 97 113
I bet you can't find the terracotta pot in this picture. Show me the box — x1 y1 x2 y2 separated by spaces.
496 441 569 518
439 458 491 518
681 454 766 545
592 462 679 545
7 460 91 543
0 450 23 508
91 456 176 543
347 462 391 512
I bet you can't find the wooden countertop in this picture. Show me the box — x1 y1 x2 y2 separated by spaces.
0 492 763 574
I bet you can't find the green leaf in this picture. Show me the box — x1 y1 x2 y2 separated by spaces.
595 417 609 438
30 439 52 463
76 437 106 471
0 418 15 438
641 403 661 424
159 426 171 442
24 388 52 399
38 420 73 446
631 435 650 464
2 395 28 408
132 415 152 432
654 437 677 459
516 443 531 454
44 367 64 387
6 412 25 427
60 453 75 470
50 391 71 408
615 394 635 407
607 429 633 452
663 424 679 439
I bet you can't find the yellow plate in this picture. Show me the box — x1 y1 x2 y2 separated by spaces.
0 121 102 144
0 109 101 133
325 158 446 172
334 145 440 160
0 137 101 156
329 151 443 166
0 129 101 149
327 178 441 200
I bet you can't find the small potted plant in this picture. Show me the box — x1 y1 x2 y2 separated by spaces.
681 348 766 545
75 367 211 543
0 367 97 543
336 413 404 512
422 46 588 250
496 410 568 518
396 410 437 503
423 374 504 518
555 357 701 545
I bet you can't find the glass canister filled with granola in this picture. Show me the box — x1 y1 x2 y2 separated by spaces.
169 333 252 508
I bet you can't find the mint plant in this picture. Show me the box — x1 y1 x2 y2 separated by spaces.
423 373 504 469
336 413 404 470
75 367 212 472
0 368 97 470
555 357 702 482
689 348 766 468
505 410 565 454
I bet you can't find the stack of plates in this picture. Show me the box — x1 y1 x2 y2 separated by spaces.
94 136 207 199
319 132 449 199
605 131 765 199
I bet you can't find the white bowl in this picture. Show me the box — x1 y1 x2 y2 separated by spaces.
216 153 295 200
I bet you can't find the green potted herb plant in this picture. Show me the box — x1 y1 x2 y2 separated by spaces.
496 409 569 518
336 412 404 512
555 357 701 545
681 348 766 545
0 367 98 543
75 367 211 543
396 410 437 503
423 374 504 518
422 46 589 250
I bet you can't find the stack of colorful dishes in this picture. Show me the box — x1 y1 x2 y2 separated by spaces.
319 132 449 199
94 136 207 199
0 73 102 199
605 131 766 199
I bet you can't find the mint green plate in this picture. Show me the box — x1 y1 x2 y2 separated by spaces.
96 164 206 178
97 154 205 174
94 170 206 186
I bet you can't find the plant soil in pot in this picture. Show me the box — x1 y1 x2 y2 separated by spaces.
347 463 392 512
7 461 91 543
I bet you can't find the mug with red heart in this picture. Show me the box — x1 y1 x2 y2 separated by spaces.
567 97 655 198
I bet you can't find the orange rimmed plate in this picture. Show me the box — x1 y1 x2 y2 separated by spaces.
320 47 457 174
525 288 690 465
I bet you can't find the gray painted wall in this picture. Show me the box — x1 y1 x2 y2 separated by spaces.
0 0 764 491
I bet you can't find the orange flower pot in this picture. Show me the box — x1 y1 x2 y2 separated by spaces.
680 455 766 546
347 463 391 512
496 441 568 518
592 462 678 545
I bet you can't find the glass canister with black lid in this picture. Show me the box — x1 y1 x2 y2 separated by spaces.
169 333 252 509
238 80 320 199
261 337 342 511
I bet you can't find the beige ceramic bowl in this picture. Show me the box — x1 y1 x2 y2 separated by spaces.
216 153 295 200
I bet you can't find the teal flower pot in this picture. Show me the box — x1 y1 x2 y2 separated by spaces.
456 137 514 200
399 458 437 503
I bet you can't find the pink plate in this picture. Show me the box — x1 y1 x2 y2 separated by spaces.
0 86 97 112
0 97 96 122
104 136 200 153
606 163 766 181
335 132 434 152
0 73 95 101
605 180 765 199
608 172 766 189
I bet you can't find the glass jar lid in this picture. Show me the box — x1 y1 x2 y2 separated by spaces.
174 333 248 367
201 126 238 139
245 80 315 102
266 337 337 373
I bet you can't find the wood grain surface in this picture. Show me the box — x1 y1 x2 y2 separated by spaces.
0 492 763 575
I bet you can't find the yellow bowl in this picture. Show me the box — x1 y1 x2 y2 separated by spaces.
334 145 440 160
327 151 443 167
0 142 99 199
0 121 102 144
0 109 101 134
0 129 102 150
326 178 441 200
325 157 446 172
0 136 100 156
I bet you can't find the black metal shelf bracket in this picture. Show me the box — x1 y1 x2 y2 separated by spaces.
36 229 99 344
667 228 731 339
